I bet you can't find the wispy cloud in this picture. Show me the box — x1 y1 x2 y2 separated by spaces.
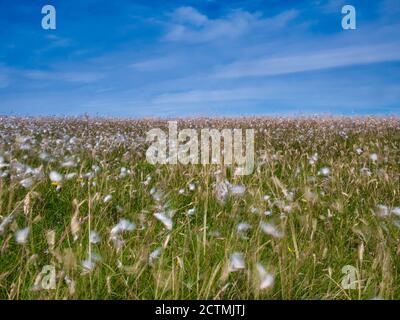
214 43 400 78
25 70 105 84
130 56 180 72
319 0 347 13
164 7 299 43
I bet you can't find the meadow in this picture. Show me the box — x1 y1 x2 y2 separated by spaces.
0 116 399 300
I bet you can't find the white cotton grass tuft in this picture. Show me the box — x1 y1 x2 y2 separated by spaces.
15 227 30 244
360 167 372 176
260 221 283 238
186 208 196 216
20 177 33 189
237 222 251 240
110 219 135 235
375 204 390 217
0 214 15 235
309 153 318 165
65 172 77 180
356 148 363 155
109 219 135 249
61 160 76 168
119 167 127 178
89 230 101 244
318 167 331 177
154 212 173 231
369 153 378 162
229 252 245 272
39 152 50 161
237 222 251 233
103 194 113 203
149 247 162 265
49 171 63 183
150 188 164 202
188 183 196 191
82 253 101 272
256 263 274 290
392 207 400 217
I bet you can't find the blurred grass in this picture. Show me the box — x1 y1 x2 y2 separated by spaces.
0 116 399 299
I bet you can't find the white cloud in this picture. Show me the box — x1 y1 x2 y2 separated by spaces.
164 7 298 43
215 43 400 78
25 70 104 83
152 88 266 104
171 6 208 26
319 0 347 13
130 57 178 72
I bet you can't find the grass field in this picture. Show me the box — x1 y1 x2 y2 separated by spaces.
0 116 399 300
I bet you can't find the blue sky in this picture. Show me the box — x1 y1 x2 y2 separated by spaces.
0 0 399 117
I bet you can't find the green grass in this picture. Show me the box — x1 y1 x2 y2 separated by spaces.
0 116 399 299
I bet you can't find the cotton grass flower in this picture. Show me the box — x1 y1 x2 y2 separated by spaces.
149 247 162 265
65 172 77 180
392 207 400 217
187 208 196 216
110 219 135 235
369 153 378 162
82 253 101 272
256 263 274 290
61 160 76 168
375 204 390 217
103 194 113 203
15 227 30 244
20 177 33 189
309 153 318 165
318 167 330 176
154 212 173 231
49 171 63 183
229 252 245 272
237 222 251 233
0 214 14 235
150 188 164 202
260 221 283 238
237 222 251 240
110 219 135 249
119 167 127 178
360 167 372 176
89 230 101 244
